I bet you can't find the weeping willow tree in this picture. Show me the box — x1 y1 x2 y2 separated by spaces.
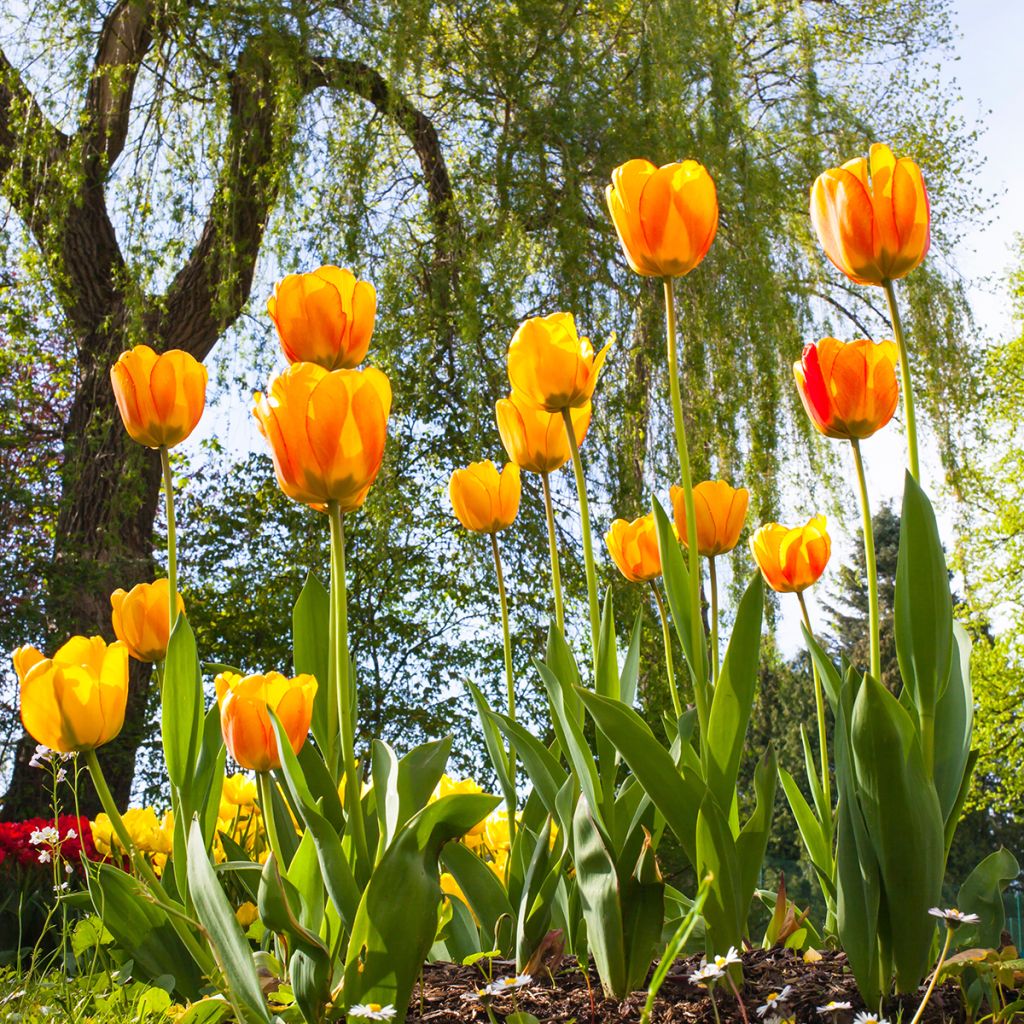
0 0 978 815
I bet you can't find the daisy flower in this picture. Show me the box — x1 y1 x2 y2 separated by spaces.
928 907 980 926
348 1004 397 1021
817 1000 852 1015
757 985 793 1017
485 974 533 995
710 946 742 971
853 1012 890 1024
689 962 725 986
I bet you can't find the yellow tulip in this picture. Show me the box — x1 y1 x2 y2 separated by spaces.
605 514 662 583
670 480 749 557
448 461 521 534
235 901 260 929
110 345 207 449
215 671 318 773
606 158 719 277
110 579 184 663
749 516 831 594
253 362 391 511
496 392 592 474
267 266 376 370
15 636 129 753
221 772 258 808
507 312 611 412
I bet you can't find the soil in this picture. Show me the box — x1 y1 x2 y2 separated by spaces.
409 950 971 1023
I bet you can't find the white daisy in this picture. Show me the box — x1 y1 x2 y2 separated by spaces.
853 1012 890 1024
485 974 533 995
928 907 980 926
689 962 725 986
710 946 742 971
348 1004 397 1021
757 985 793 1017
817 1000 852 1014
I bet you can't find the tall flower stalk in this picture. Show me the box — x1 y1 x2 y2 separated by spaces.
540 472 565 633
883 280 920 482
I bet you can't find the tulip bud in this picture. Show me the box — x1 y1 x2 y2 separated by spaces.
267 266 376 370
507 313 611 413
253 363 391 511
810 143 930 287
749 516 831 594
448 461 521 534
110 345 207 449
670 480 749 558
110 579 184 663
606 158 718 278
794 337 899 441
215 671 318 773
495 392 591 475
605 513 661 583
15 636 129 753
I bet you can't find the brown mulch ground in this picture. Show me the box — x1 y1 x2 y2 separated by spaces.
410 950 972 1023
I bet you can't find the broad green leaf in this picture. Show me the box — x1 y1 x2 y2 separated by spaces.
488 709 567 823
778 767 834 900
175 1000 232 1024
516 818 562 971
695 791 745 949
297 742 345 832
620 828 665 992
287 828 325 932
895 473 953 718
595 589 621 827
799 724 830 828
186 821 272 1023
958 847 1021 948
293 571 332 763
933 622 973 824
163 615 203 791
440 841 515 952
372 739 401 852
397 736 454 828
544 624 584 723
736 747 777 915
800 623 843 711
468 680 517 819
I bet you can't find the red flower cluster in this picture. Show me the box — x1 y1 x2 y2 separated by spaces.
0 815 99 873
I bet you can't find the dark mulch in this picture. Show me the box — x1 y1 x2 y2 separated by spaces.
410 950 969 1023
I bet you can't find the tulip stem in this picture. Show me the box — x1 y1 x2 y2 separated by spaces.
708 556 720 686
883 279 920 483
540 472 565 634
909 924 954 1024
328 503 368 873
797 592 831 817
84 748 216 977
663 278 707 732
561 407 601 674
160 446 180 637
257 771 287 872
650 581 682 719
851 440 882 682
490 531 517 834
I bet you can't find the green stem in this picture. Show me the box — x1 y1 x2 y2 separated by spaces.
709 556 720 685
561 407 601 673
540 471 565 634
328 503 368 871
883 279 920 482
159 446 179 636
651 582 682 719
84 749 216 976
909 924 953 1024
257 772 286 870
490 531 517 836
663 278 708 735
797 592 832 816
851 440 881 682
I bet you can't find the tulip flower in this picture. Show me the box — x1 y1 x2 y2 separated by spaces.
215 670 318 773
15 636 129 753
110 579 185 663
267 265 376 370
507 313 611 412
110 345 207 449
793 337 899 441
495 392 591 475
605 158 719 277
670 480 749 557
605 514 661 583
810 143 930 288
448 461 521 534
253 362 391 511
749 516 831 594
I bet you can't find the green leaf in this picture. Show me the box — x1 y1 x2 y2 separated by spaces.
544 624 584 723
175 999 232 1024
933 622 973 824
695 792 744 948
778 767 834 901
440 841 515 952
704 572 763 809
186 820 272 1023
163 615 203 791
516 818 563 971
620 828 665 992
343 792 500 1018
736 747 777 916
958 847 1021 948
895 472 953 718
488 709 568 826
293 571 332 763
620 610 643 708
372 739 401 852
397 736 454 830
468 680 517 820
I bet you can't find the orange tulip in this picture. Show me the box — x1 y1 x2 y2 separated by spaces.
110 579 185 663
810 143 930 287
267 266 376 370
215 671 318 773
495 392 591 475
507 313 611 412
110 345 207 449
605 159 718 278
605 514 661 583
15 636 129 753
749 516 831 594
794 337 899 441
449 461 521 534
253 362 391 511
670 480 749 557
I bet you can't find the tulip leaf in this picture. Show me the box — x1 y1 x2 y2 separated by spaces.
705 572 763 810
371 739 401 852
163 614 203 792
895 472 953 719
779 767 835 902
342 792 500 1017
468 680 517 822
488 709 568 825
440 840 515 952
186 820 272 1023
297 742 345 833
544 624 584 723
957 847 1021 949
516 818 563 972
695 792 745 948
621 828 665 994
397 735 455 829
620 609 643 709
293 571 333 769
595 589 621 825
736 746 777 915
932 621 974 824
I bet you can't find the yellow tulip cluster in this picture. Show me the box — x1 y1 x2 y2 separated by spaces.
431 774 520 881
